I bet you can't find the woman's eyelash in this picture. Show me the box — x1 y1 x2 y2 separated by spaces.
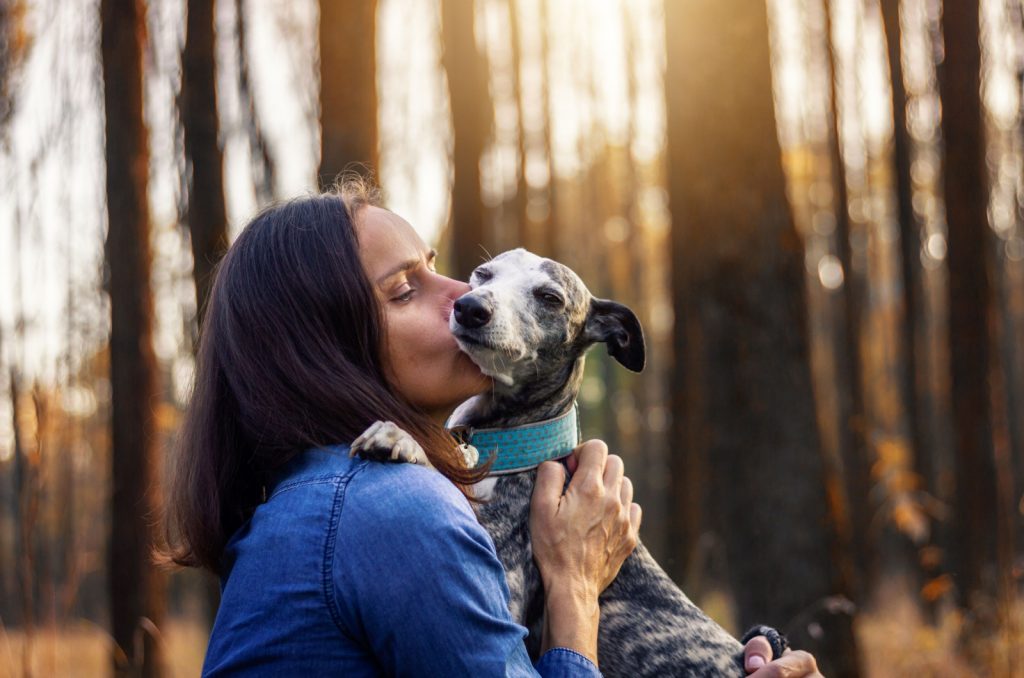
393 286 415 302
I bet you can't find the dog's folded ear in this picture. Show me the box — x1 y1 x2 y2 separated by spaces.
584 298 646 372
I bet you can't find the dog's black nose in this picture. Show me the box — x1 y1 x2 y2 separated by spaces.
454 296 492 329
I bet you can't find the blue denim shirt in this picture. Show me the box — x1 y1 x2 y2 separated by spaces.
202 445 601 677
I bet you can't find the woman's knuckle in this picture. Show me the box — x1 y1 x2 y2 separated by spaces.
580 476 603 497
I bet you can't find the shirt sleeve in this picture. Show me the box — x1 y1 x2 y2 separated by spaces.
329 462 600 677
511 643 602 678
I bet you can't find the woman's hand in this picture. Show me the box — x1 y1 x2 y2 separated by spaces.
529 439 642 663
744 636 822 677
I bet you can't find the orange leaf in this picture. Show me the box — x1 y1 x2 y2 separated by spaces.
920 575 953 602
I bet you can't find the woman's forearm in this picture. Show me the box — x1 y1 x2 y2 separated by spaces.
540 583 600 664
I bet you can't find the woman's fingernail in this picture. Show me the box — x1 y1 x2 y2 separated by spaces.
747 655 766 670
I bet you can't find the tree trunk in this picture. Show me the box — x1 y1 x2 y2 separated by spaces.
507 0 529 250
620 0 665 560
235 0 275 205
7 150 33 676
441 0 490 281
318 0 378 186
100 0 166 674
879 0 941 620
0 0 12 131
663 1 861 674
9 364 33 677
538 0 557 260
1009 0 1024 592
181 0 228 328
0 326 11 629
936 0 1010 625
823 0 873 601
182 0 229 626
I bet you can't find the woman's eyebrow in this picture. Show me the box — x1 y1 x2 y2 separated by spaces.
376 249 438 285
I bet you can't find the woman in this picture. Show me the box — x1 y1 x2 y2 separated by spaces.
162 180 820 676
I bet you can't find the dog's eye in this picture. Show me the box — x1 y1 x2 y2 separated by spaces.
534 289 563 306
473 268 493 282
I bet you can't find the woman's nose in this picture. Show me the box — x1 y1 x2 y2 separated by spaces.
441 275 471 299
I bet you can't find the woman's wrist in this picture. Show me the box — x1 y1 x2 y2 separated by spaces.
540 583 600 665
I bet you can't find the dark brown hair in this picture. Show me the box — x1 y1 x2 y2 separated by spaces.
161 181 484 574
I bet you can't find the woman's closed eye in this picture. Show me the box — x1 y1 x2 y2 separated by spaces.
386 252 436 303
392 283 416 303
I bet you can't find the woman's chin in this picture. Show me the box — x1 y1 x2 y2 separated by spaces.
428 371 490 424
454 348 484 374
463 365 493 396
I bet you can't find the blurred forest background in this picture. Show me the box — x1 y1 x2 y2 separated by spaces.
0 0 1022 676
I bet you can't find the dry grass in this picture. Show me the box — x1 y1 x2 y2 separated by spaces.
0 618 207 678
1 598 1022 677
856 592 1024 678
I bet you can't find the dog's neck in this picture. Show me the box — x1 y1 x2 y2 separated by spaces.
456 355 586 430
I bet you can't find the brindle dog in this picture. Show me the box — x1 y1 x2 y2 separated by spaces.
352 249 781 676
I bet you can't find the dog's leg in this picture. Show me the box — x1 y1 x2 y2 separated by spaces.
474 473 545 650
350 421 434 469
476 470 753 677
476 471 566 661
351 421 480 469
595 544 748 677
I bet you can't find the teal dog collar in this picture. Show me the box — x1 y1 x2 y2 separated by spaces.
450 403 582 475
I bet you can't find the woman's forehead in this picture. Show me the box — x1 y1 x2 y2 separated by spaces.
356 207 429 275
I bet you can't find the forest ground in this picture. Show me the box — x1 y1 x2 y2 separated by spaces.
0 591 1020 677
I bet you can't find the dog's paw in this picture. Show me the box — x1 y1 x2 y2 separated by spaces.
740 624 789 662
351 421 434 468
459 442 480 468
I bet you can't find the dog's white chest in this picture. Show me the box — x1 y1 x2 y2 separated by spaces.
472 476 499 500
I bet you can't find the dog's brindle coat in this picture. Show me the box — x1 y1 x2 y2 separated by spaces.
354 249 752 676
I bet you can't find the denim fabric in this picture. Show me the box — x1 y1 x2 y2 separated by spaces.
202 445 600 677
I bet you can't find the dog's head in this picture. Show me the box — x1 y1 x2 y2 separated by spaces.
449 248 645 389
